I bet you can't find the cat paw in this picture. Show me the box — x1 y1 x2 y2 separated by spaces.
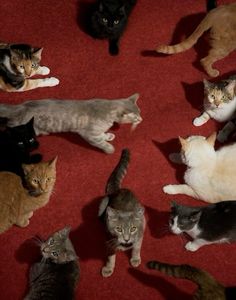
103 144 115 154
193 117 204 127
207 69 220 78
40 66 50 75
45 77 60 87
17 219 30 227
105 133 115 141
156 45 167 53
130 257 141 267
185 242 199 252
217 131 228 143
101 266 114 277
163 185 177 195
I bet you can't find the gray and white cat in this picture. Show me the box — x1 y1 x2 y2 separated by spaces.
169 201 236 252
0 93 142 154
24 227 79 300
193 77 236 142
98 149 146 277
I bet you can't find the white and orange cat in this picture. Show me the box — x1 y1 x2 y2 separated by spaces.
163 132 236 203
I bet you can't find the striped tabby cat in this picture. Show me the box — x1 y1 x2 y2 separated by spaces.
0 43 59 92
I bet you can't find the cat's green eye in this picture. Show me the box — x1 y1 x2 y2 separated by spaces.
115 226 122 232
52 251 58 257
130 226 137 232
102 17 108 23
31 62 37 68
114 20 119 25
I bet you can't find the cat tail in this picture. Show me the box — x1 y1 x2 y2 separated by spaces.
0 103 23 122
147 261 221 289
156 13 213 54
207 0 217 11
105 148 130 194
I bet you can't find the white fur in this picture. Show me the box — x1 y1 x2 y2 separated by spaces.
206 97 236 122
164 135 236 203
170 216 182 235
2 56 16 74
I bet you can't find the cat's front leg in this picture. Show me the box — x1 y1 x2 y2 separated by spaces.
217 121 236 143
130 240 142 267
34 66 50 76
109 38 119 56
185 239 210 252
163 184 198 198
16 78 59 92
193 112 210 127
101 253 116 277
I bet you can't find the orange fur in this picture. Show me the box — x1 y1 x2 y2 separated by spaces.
0 158 57 233
156 3 236 77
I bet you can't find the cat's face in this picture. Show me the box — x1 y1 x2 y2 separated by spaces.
106 205 144 246
22 157 57 196
96 3 126 34
169 202 201 235
6 117 39 152
178 132 216 166
10 45 42 77
40 227 77 263
119 93 142 128
204 79 236 108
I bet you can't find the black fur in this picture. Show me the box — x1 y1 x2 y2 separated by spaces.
207 0 217 11
0 117 42 178
90 0 137 55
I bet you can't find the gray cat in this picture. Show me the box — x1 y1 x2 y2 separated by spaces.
98 149 146 277
24 227 79 300
0 93 142 154
169 201 236 252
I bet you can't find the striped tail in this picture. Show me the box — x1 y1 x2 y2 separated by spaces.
147 261 219 288
105 148 130 194
156 14 212 54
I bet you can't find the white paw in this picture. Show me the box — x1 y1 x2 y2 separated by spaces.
185 242 199 252
217 131 228 143
101 266 114 277
40 66 50 75
103 144 115 154
193 117 204 127
163 185 177 195
105 133 115 141
130 257 141 267
45 77 60 87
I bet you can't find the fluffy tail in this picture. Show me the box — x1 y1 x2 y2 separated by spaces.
207 0 217 12
147 261 220 289
156 13 212 54
105 148 130 194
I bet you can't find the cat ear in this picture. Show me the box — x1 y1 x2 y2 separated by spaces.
190 211 202 222
206 132 216 146
22 163 34 175
128 93 139 104
99 2 104 12
203 79 212 89
60 226 71 237
119 5 125 13
33 48 43 60
178 136 187 148
48 156 58 167
9 48 20 59
106 207 117 219
225 80 236 95
26 117 34 127
170 201 178 209
134 206 145 219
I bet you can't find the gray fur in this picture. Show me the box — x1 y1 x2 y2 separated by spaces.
0 93 142 153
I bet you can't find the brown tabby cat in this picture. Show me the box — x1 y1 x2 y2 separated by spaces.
147 260 236 300
156 3 236 77
0 43 59 92
0 157 57 233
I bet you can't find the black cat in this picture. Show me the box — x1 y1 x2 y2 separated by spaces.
90 0 137 55
0 117 42 178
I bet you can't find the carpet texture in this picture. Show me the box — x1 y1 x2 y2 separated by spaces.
0 0 236 299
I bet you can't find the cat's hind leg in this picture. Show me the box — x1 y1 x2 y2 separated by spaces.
101 254 116 277
130 240 142 267
80 132 115 154
163 184 198 198
193 112 210 126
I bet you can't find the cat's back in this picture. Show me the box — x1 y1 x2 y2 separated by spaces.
0 171 24 200
109 188 140 211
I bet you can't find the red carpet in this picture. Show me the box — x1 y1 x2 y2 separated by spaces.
0 0 236 299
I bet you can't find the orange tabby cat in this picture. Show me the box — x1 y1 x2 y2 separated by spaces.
156 3 236 77
0 157 57 233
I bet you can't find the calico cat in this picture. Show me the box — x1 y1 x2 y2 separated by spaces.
0 93 142 154
0 157 57 233
156 2 236 77
0 43 59 92
98 149 145 277
169 201 236 252
147 260 236 300
0 117 42 178
24 227 79 300
90 0 137 55
163 132 236 203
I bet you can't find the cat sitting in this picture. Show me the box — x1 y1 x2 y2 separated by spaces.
98 149 145 277
193 77 236 143
147 260 236 299
90 0 137 55
0 43 59 92
24 227 79 300
0 93 142 154
156 2 236 77
0 157 57 234
169 201 236 252
163 132 236 203
0 117 42 178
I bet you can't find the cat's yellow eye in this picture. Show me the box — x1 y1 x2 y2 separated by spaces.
32 178 39 184
115 226 122 232
20 65 24 69
46 177 51 182
114 20 119 25
130 226 137 232
102 18 108 23
31 62 37 68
